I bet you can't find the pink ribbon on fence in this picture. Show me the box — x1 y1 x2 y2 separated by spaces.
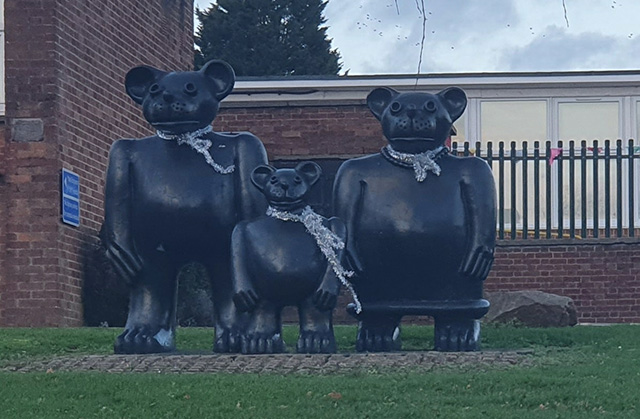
549 148 563 165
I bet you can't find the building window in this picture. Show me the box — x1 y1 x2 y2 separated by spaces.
634 99 640 140
452 109 466 143
558 101 620 142
478 100 548 230
480 100 548 144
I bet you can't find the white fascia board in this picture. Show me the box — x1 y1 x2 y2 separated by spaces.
222 72 640 108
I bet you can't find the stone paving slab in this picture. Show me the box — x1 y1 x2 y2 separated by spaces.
2 350 534 374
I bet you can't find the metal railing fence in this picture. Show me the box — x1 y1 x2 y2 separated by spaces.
452 139 640 240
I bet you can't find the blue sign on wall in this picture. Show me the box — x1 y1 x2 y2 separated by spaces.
61 168 80 226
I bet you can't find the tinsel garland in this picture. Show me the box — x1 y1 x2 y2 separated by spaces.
266 205 362 314
381 144 447 182
157 125 235 174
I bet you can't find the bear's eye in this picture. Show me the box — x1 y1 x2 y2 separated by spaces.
390 101 403 114
294 176 302 184
424 100 437 113
184 82 197 96
269 176 279 184
149 83 161 95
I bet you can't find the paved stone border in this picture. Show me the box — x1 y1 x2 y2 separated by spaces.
2 350 534 374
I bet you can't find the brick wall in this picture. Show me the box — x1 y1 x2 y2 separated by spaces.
486 240 640 323
216 105 386 159
1 0 64 326
0 0 193 326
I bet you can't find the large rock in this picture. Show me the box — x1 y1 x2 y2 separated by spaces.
484 291 578 327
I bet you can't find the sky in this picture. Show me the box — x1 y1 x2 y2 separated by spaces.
194 0 640 75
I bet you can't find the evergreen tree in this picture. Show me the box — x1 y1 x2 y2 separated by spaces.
195 0 341 76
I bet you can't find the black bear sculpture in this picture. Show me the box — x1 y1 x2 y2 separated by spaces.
103 60 268 354
231 162 356 354
333 87 496 352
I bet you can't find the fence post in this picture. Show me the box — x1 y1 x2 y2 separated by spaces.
629 139 635 236
522 141 529 239
616 139 623 237
510 141 517 239
546 141 552 239
557 140 564 238
604 140 611 238
581 140 588 238
498 141 505 240
569 140 576 238
533 141 541 239
593 140 599 238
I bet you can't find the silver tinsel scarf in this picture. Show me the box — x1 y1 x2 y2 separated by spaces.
266 205 362 314
382 144 446 182
157 125 235 174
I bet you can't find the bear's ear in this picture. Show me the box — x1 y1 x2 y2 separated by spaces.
295 161 322 186
366 87 399 120
437 87 467 122
124 65 166 105
200 60 236 101
251 165 277 191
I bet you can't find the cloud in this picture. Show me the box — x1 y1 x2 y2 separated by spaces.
501 25 640 72
195 0 640 74
324 0 640 74
324 0 524 74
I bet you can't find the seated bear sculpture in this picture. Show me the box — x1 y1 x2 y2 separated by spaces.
103 60 268 354
231 162 355 354
333 87 496 352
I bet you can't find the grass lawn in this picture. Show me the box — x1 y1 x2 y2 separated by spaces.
0 324 639 418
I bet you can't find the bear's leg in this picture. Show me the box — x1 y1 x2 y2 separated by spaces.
240 301 285 354
355 313 402 352
114 254 179 354
433 317 481 352
297 297 337 354
209 260 246 353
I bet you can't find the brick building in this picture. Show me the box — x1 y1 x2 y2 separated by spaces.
0 0 193 326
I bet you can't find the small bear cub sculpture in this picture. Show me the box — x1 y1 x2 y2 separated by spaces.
231 162 354 354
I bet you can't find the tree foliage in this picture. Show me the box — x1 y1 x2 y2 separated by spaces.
195 0 341 76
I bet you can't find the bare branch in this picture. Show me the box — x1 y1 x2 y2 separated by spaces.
562 0 570 27
415 0 428 86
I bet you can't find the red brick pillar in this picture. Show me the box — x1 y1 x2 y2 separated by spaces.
0 0 194 326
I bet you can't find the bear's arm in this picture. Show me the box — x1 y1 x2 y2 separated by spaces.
103 139 143 283
332 161 366 274
313 217 346 311
458 157 497 280
234 133 269 221
230 222 259 312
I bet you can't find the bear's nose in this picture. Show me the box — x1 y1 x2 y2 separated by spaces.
162 91 175 103
279 179 289 190
406 104 417 118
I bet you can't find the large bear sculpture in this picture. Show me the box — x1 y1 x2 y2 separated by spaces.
103 60 268 354
333 87 496 352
